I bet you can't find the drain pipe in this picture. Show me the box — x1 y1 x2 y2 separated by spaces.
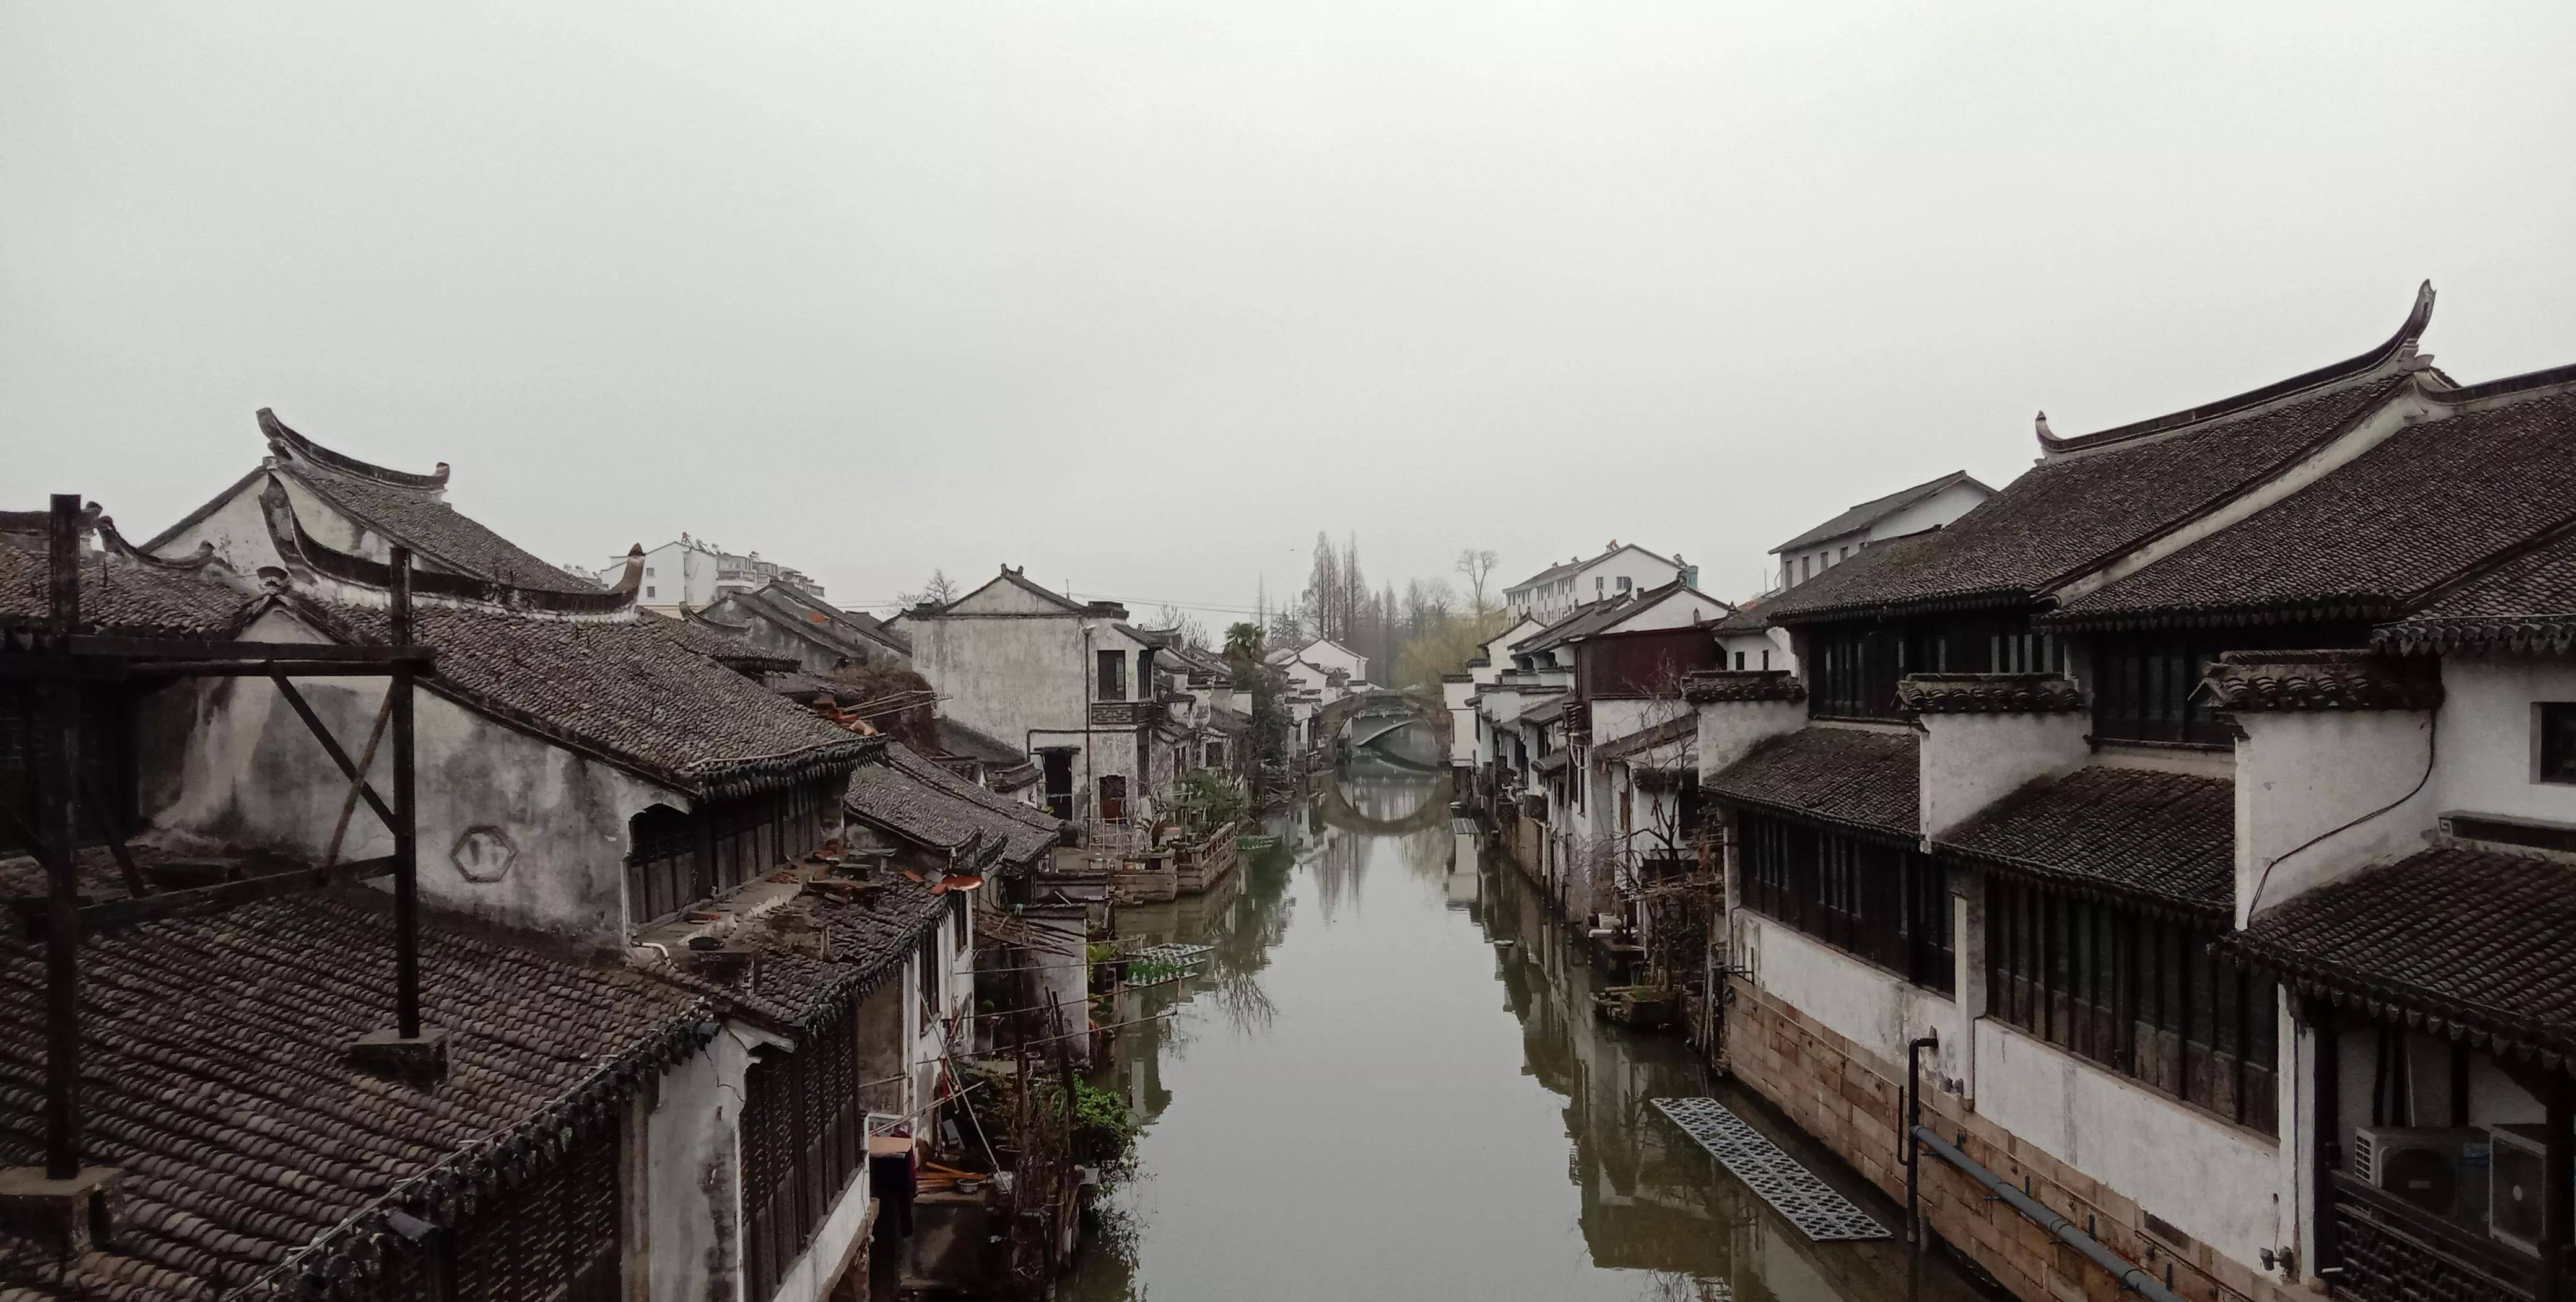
1910 1125 2187 1302
1904 1033 1937 1246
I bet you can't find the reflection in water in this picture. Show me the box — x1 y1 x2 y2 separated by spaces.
1063 764 2000 1302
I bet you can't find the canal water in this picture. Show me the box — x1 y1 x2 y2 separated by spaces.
1061 761 2003 1302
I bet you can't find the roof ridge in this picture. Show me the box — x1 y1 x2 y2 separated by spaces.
2036 281 2434 456
259 407 450 491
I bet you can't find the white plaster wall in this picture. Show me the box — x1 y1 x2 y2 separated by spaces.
1916 712 2091 841
1694 700 1808 781
2434 658 2576 825
1297 639 1369 682
1597 589 1728 634
150 476 290 572
1743 916 1965 1081
1874 481 1990 540
647 1034 755 1302
1574 551 1684 605
1715 632 1791 675
137 608 670 938
2234 709 2440 925
1975 1019 2285 1270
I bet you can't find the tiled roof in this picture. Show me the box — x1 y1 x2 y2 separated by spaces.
2196 650 2443 713
318 602 869 799
2218 847 2576 1062
1505 543 1679 594
724 583 911 662
2050 387 2576 629
1531 751 1569 775
1939 767 2234 915
1513 593 1643 656
1705 728 1918 838
0 894 708 1301
1515 692 1570 724
2377 526 2576 657
842 744 1060 869
1772 470 1985 554
1594 716 1695 763
1762 377 2409 623
1896 673 2085 715
1709 604 1771 635
677 877 955 1029
934 718 1029 768
240 410 603 597
0 527 250 639
1679 670 1806 704
643 608 798 673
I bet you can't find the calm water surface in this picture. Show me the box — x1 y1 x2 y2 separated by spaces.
1062 762 2001 1302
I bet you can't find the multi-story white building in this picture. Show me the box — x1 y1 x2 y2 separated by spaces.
607 533 828 615
1694 285 2576 1302
1503 542 1695 624
1769 468 1991 591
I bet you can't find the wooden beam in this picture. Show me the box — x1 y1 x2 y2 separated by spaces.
42 492 82 1180
64 857 398 935
266 672 398 833
123 660 420 678
63 635 432 663
390 547 421 1039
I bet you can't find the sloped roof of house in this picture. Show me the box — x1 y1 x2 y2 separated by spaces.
1506 543 1679 594
149 410 603 595
0 891 708 1301
2376 521 2576 657
1770 470 1988 554
1765 377 2409 624
2050 377 2576 631
0 513 251 638
2218 846 2576 1062
1704 728 1918 838
1515 691 1570 724
934 717 1029 768
1594 715 1695 764
843 743 1061 869
316 600 871 800
668 876 957 1029
1938 767 2235 916
724 581 912 660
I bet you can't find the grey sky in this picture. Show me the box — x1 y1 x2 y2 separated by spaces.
7 3 2572 620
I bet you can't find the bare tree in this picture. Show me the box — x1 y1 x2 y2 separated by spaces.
899 568 958 608
1455 548 1499 618
1148 603 1211 650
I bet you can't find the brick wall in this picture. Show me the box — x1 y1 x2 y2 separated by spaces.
1723 977 2311 1302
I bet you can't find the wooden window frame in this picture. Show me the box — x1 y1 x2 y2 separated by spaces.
1983 876 2277 1135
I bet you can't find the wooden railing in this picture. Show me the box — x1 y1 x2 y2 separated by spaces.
2327 1170 2539 1302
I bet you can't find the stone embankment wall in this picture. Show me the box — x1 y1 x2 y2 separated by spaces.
1723 979 2300 1302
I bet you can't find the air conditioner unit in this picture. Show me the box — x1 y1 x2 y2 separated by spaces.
2352 1127 2491 1222
2490 1124 2559 1255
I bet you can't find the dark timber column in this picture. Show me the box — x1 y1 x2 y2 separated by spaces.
2310 1007 2339 1276
2546 1074 2572 1302
41 494 82 1179
390 546 421 1038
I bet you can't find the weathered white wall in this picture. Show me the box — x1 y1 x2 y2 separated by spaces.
2234 709 2439 924
1693 699 1808 780
646 1032 757 1302
137 608 671 938
2434 658 2576 824
1742 915 1965 1083
1715 630 1793 675
1917 712 2091 840
1975 1018 2285 1272
1876 480 1990 540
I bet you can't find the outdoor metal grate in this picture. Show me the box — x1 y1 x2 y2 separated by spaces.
1651 1097 1891 1242
1451 818 1478 834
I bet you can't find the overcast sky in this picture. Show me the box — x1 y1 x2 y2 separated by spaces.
7 4 2572 621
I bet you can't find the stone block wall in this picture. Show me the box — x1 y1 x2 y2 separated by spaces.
1723 977 2311 1302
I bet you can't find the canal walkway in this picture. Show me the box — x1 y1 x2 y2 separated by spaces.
1062 763 2004 1301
